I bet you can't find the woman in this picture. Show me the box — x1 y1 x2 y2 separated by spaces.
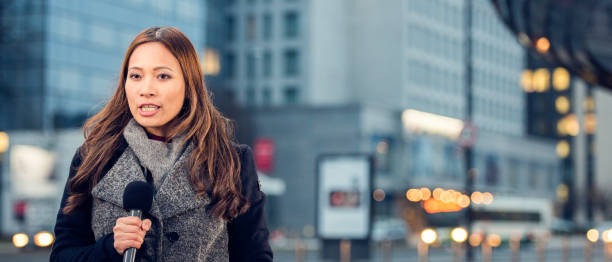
50 27 273 261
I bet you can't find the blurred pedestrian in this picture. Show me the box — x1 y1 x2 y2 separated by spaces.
50 26 273 261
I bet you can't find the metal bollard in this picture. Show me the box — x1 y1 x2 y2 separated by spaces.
510 235 520 262
417 241 429 262
482 241 492 262
605 242 612 261
381 239 392 262
536 234 547 262
294 238 306 262
585 240 593 262
561 235 570 262
452 242 461 262
340 239 351 262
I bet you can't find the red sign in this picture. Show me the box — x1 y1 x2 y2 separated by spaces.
254 138 275 174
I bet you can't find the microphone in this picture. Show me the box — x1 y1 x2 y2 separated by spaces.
122 181 154 262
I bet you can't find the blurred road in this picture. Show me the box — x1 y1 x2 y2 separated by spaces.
0 243 607 262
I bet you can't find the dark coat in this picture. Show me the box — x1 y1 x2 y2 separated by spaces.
50 138 273 261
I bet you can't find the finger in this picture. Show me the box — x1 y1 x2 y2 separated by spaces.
118 216 143 226
137 232 147 241
116 233 144 241
114 224 141 234
141 219 152 231
117 239 142 249
116 235 144 247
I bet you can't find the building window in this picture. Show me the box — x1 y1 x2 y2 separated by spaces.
247 87 256 106
226 89 235 104
528 164 539 190
548 166 557 190
443 143 460 178
283 11 299 38
223 53 235 78
225 16 235 41
246 14 256 41
202 48 220 76
263 13 272 40
263 51 272 77
373 137 392 173
410 137 433 178
485 154 499 186
246 53 256 79
508 159 519 190
284 86 298 104
283 49 299 76
263 87 272 105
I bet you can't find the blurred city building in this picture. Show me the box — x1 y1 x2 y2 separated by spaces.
0 0 205 130
494 0 612 229
212 0 564 236
0 0 206 235
0 0 610 248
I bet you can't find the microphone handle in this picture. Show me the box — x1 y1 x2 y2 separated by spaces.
123 209 143 262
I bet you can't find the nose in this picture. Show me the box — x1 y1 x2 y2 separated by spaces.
139 78 157 98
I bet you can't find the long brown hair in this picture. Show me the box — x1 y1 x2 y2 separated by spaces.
63 27 249 220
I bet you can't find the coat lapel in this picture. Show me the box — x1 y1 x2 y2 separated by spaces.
91 147 162 219
154 144 210 219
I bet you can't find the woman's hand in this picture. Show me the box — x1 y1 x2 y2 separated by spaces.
113 217 152 255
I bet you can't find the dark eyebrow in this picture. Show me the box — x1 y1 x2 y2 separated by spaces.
128 66 175 72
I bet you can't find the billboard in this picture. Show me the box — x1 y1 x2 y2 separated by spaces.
316 154 373 239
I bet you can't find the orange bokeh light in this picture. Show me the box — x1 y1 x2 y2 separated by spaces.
423 199 462 214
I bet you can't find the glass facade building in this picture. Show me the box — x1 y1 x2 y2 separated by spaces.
0 0 205 130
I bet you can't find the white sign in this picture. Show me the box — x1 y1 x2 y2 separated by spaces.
317 154 371 239
10 145 58 198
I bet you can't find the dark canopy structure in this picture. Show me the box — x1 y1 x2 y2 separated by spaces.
491 0 612 89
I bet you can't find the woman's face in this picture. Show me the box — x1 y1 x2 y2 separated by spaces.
125 42 186 137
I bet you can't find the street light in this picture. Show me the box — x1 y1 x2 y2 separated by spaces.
12 233 28 248
533 68 550 92
482 192 493 205
420 187 431 200
419 229 437 262
553 67 570 91
486 234 502 247
586 229 599 262
34 231 54 247
483 234 501 262
0 132 8 153
421 229 437 244
458 195 471 208
536 37 550 53
602 230 612 243
556 141 571 159
373 189 386 202
451 227 468 262
452 227 468 243
469 233 482 247
587 229 599 243
555 96 570 114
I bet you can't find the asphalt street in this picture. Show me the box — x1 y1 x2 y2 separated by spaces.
0 245 607 262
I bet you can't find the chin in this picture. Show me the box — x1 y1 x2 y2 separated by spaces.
134 118 164 129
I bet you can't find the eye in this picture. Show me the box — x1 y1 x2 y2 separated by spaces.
129 73 141 80
158 73 171 80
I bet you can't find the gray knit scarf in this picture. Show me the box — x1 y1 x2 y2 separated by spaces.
122 119 188 189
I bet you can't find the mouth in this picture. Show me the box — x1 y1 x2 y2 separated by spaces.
139 104 160 111
138 104 161 116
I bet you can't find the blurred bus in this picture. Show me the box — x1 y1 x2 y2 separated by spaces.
471 196 553 238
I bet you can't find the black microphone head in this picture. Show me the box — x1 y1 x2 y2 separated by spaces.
123 181 154 212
